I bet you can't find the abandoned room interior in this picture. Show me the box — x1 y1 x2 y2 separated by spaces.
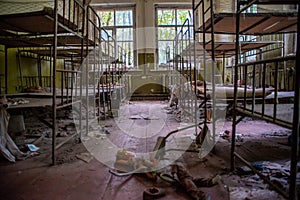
0 0 299 199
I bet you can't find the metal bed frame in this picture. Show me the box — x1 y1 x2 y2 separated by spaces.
0 0 127 165
191 0 299 198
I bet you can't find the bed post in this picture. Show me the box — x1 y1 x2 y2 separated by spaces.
4 46 8 94
52 0 59 166
230 0 240 172
289 3 300 199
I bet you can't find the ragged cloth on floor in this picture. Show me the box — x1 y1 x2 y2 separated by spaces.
170 162 220 200
0 97 27 162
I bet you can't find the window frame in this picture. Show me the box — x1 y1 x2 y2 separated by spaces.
95 5 136 67
155 4 193 65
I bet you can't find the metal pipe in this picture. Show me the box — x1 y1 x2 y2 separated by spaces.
251 64 256 114
238 0 257 14
85 4 89 137
202 0 208 127
243 65 248 109
5 47 7 94
61 63 64 105
236 107 292 129
273 62 279 122
237 55 295 66
222 52 225 84
262 63 266 117
52 0 59 166
17 50 24 91
231 0 241 171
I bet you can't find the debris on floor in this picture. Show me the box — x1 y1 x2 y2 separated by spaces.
143 187 165 200
168 162 219 200
26 144 39 152
223 160 293 200
0 100 294 199
220 130 244 142
229 186 285 200
112 149 158 180
76 152 93 163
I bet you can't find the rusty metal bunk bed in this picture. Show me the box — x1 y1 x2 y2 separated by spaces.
192 0 299 198
0 0 86 165
230 1 299 199
172 18 199 126
0 0 118 165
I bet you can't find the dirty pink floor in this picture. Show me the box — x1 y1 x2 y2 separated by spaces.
0 101 291 200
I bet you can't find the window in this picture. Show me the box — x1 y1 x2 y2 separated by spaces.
245 4 257 13
242 4 258 61
156 6 193 65
97 7 135 67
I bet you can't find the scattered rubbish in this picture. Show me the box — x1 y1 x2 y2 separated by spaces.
237 166 255 175
168 162 217 200
111 149 157 180
76 152 93 163
130 115 142 119
229 186 285 200
27 144 40 152
236 161 291 194
109 166 148 177
57 131 68 137
101 127 110 134
129 114 159 120
220 130 244 142
251 161 265 171
143 187 165 200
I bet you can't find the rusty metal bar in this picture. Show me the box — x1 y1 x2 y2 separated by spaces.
251 64 256 114
273 62 279 122
210 0 216 148
61 65 64 105
222 52 226 84
262 63 266 117
17 50 24 91
238 55 295 66
85 3 89 137
236 107 292 129
52 0 58 166
202 0 208 126
289 3 300 199
243 65 248 109
55 133 78 150
5 47 7 94
57 100 81 110
56 69 81 73
231 0 241 171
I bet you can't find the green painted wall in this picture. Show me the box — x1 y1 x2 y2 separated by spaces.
0 45 64 94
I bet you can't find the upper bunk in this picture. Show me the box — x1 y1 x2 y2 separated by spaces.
194 0 298 35
0 1 101 52
239 0 299 5
181 40 279 58
198 12 298 35
0 0 84 36
0 35 95 48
